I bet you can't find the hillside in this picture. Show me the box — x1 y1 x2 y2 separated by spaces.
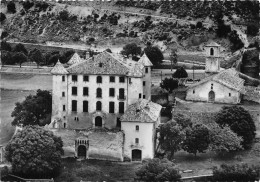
0 1 259 70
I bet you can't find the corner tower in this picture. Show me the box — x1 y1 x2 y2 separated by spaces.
204 41 222 76
50 60 69 129
138 53 153 100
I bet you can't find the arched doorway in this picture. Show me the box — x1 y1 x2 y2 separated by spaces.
208 90 215 102
95 116 102 127
78 145 86 159
132 149 142 161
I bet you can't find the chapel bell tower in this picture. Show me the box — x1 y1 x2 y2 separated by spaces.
205 41 222 76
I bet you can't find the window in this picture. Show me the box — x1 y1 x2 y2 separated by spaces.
109 102 115 113
97 76 102 83
193 90 195 94
62 76 65 82
210 48 214 56
63 105 66 111
110 76 115 82
143 81 146 86
99 63 103 67
136 125 139 131
74 116 79 121
129 78 132 84
97 88 102 98
109 88 115 97
72 100 77 112
143 95 145 99
135 138 139 144
119 102 124 114
64 123 66 128
139 93 142 98
72 75 77 82
145 67 148 73
83 87 88 96
83 101 88 112
96 101 102 111
229 93 231 97
72 87 77 96
83 75 89 82
62 92 65 97
119 76 125 83
119 88 125 99
116 118 121 128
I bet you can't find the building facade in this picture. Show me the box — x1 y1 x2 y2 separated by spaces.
50 51 153 130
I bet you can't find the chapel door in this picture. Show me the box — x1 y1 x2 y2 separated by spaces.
208 91 215 102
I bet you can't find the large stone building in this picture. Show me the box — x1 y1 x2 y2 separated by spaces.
50 51 161 161
186 41 245 104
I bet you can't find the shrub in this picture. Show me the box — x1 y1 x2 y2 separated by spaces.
0 12 6 22
213 164 260 181
22 1 34 10
196 21 203 29
7 2 16 13
247 24 259 36
172 67 188 78
59 10 69 21
160 78 178 93
135 158 181 181
0 41 12 51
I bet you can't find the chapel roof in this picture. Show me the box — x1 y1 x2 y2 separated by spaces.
51 60 69 75
138 53 153 67
66 51 144 77
67 52 83 65
120 99 162 123
188 68 245 93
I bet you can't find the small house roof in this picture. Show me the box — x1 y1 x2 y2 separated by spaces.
188 68 245 93
121 99 162 123
67 53 83 65
205 41 221 47
138 53 153 66
51 60 68 75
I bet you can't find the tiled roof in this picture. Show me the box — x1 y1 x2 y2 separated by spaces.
121 99 162 123
138 53 153 66
205 41 221 47
67 53 83 65
188 68 245 93
51 60 68 75
67 51 144 77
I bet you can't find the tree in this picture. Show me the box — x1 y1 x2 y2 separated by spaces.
144 45 164 66
215 106 256 149
169 48 178 71
5 125 63 178
172 113 192 129
60 49 75 64
213 164 260 181
121 43 142 57
1 41 12 51
160 78 178 93
29 48 44 67
48 54 60 65
11 90 52 127
1 50 14 65
182 124 210 156
12 52 28 67
157 120 185 159
135 158 181 182
0 12 6 22
229 30 244 51
172 67 188 78
13 43 28 55
209 124 243 154
7 2 16 14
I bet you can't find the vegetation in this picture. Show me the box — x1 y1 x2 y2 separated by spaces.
157 120 185 159
135 158 181 182
213 164 260 181
169 48 178 70
209 124 243 154
5 125 63 178
229 30 244 52
172 113 192 129
13 43 28 55
0 12 6 22
7 1 16 14
11 89 52 127
182 124 210 156
121 43 141 57
144 45 164 66
12 52 28 68
1 41 12 51
172 67 188 78
29 48 44 67
160 78 178 93
1 50 14 65
215 106 256 149
247 24 259 36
